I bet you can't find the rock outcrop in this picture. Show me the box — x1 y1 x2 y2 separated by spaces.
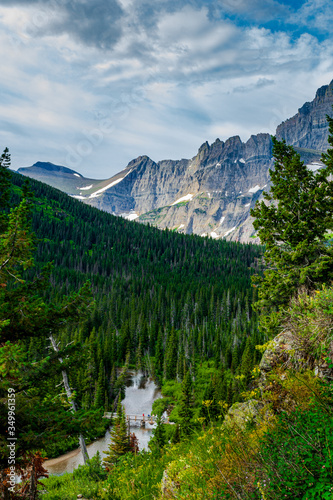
276 80 333 151
223 399 272 430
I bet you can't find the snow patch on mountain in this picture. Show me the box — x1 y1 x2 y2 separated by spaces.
171 194 194 205
224 226 236 237
307 162 324 171
126 213 139 221
90 177 124 198
248 185 260 193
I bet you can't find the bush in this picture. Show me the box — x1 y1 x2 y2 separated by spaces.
73 452 107 481
257 392 333 499
282 286 333 369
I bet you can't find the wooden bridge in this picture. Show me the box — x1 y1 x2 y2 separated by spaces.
103 412 171 427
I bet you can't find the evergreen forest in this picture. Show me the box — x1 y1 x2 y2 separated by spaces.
1 165 264 463
3 114 333 499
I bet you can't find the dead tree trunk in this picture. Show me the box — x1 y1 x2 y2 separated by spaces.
49 334 89 464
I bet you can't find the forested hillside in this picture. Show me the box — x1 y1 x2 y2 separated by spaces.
9 172 264 452
38 115 333 500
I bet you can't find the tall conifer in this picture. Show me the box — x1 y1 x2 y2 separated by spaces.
103 401 130 467
251 117 333 336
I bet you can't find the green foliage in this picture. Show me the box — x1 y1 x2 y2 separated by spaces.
41 455 107 500
149 413 167 454
257 396 333 499
178 371 195 437
0 147 11 232
251 119 333 337
0 150 100 497
6 169 263 427
281 286 333 367
73 452 107 482
103 401 130 466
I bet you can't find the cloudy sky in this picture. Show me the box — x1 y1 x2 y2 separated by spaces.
1 0 333 178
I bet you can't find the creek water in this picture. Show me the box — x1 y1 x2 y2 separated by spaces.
44 371 161 475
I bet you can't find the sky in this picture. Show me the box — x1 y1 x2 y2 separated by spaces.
1 0 333 179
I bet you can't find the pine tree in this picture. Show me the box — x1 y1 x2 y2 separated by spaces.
178 370 194 437
251 121 333 337
94 360 105 409
240 337 253 383
0 147 11 232
164 328 178 380
103 401 130 467
0 149 94 495
149 413 166 454
171 424 181 444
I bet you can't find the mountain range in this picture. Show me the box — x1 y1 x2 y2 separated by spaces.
17 80 333 243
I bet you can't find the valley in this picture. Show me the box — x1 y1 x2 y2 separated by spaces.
17 80 333 243
2 82 333 500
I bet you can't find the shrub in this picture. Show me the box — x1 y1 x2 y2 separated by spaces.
256 394 333 499
282 286 333 369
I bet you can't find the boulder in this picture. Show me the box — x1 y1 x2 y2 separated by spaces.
223 399 272 431
259 332 295 373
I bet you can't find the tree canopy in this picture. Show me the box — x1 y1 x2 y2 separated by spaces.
251 113 333 336
0 150 94 498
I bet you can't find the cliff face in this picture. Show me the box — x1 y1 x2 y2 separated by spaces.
82 133 272 242
134 134 273 243
18 80 333 243
276 80 333 151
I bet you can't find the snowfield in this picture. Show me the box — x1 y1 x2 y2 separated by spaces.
171 194 194 205
89 177 124 198
224 227 236 237
248 185 260 193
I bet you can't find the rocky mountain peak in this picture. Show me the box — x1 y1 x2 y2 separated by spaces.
276 80 333 151
19 161 81 176
17 80 333 244
315 79 333 101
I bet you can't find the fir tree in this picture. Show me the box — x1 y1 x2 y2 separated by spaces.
178 370 194 437
103 401 130 467
94 360 105 409
164 328 178 380
149 413 166 454
251 120 333 337
0 147 11 232
171 424 181 444
0 150 94 495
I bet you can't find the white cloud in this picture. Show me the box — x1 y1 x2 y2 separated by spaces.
0 2 333 177
290 0 333 34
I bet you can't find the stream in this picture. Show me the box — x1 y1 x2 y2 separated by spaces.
44 371 161 475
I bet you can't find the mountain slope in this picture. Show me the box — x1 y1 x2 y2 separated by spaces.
17 80 333 242
10 171 263 427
